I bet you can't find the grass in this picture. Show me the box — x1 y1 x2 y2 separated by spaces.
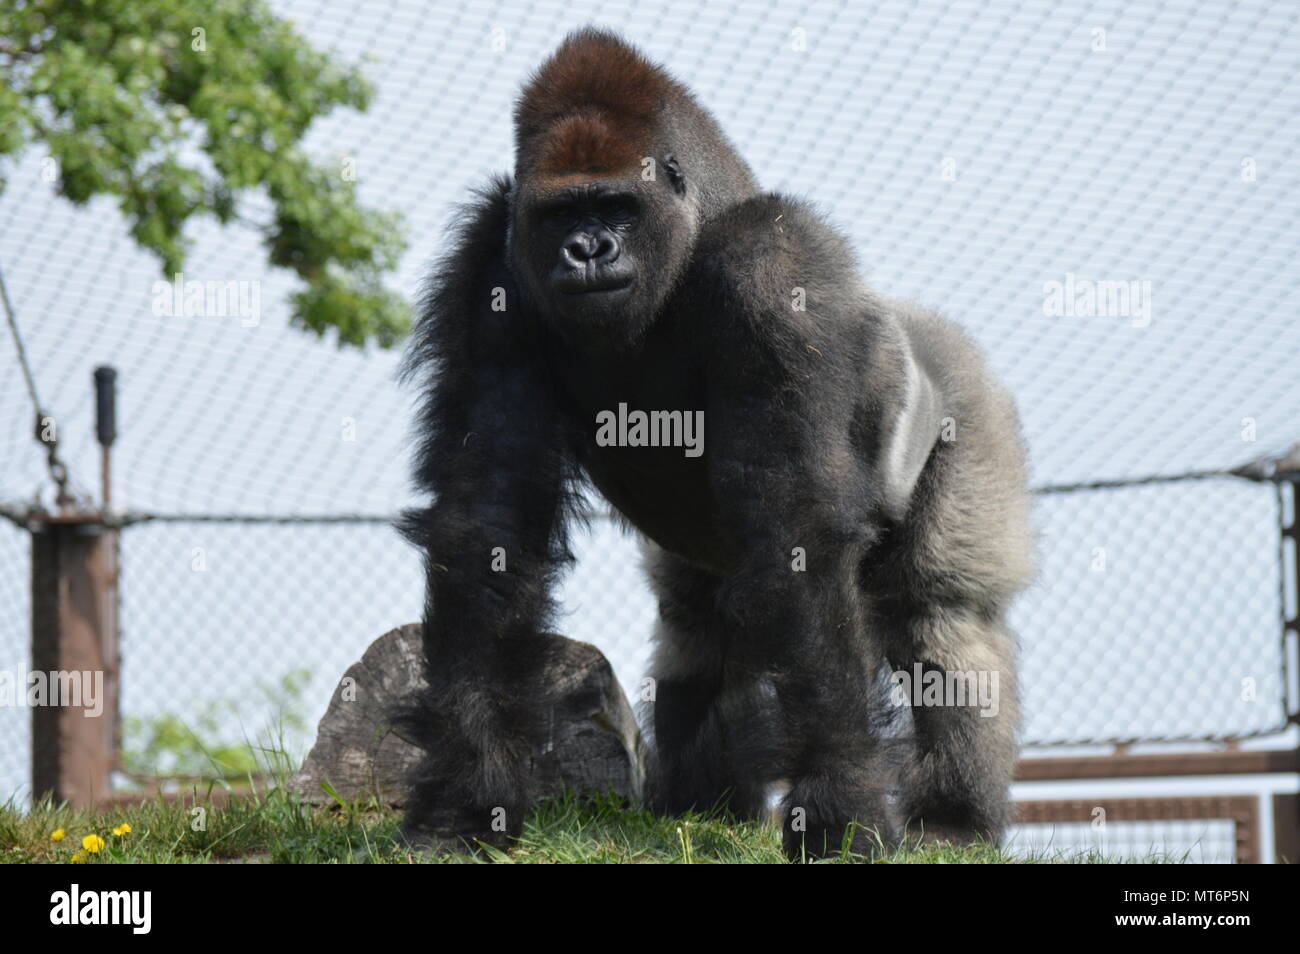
0 789 1158 864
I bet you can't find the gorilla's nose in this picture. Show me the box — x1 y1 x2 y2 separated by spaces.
562 230 620 268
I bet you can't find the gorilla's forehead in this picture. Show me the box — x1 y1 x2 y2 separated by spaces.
527 112 651 180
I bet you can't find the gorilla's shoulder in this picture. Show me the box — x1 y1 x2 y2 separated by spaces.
405 175 521 372
419 175 514 282
695 193 855 268
448 174 514 247
685 193 869 336
416 175 513 295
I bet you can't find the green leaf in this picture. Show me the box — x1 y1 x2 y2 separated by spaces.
0 0 408 348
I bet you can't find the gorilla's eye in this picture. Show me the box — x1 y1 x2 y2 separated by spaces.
597 196 639 227
540 205 578 230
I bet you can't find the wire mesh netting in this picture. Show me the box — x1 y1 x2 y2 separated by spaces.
1 523 30 794
2 0 1299 807
1019 479 1288 745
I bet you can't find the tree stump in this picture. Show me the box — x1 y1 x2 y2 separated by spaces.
289 624 645 808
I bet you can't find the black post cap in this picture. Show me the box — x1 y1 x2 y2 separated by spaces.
93 365 117 447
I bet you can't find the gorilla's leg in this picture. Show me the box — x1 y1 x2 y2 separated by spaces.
642 545 773 819
882 601 1020 846
868 309 1031 846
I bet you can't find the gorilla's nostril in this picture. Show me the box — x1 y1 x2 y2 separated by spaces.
594 235 619 263
564 233 597 262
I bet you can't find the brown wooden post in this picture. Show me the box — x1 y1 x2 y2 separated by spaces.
29 513 120 806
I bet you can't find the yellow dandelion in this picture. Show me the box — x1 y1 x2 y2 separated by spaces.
50 828 66 842
82 834 106 853
112 823 132 836
70 851 86 864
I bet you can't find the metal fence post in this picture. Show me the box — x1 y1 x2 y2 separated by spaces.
28 366 123 807
30 514 121 807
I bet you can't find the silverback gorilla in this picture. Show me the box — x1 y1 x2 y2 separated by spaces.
397 29 1034 860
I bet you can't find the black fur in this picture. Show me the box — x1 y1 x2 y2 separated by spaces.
397 29 1033 860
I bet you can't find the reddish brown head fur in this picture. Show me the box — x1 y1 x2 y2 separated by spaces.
515 29 676 180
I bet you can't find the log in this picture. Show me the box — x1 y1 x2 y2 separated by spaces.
289 624 645 809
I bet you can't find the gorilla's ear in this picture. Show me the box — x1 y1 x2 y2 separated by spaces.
664 155 687 196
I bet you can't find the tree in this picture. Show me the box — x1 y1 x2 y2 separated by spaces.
0 0 409 347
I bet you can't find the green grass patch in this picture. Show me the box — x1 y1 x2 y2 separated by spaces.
0 790 1166 864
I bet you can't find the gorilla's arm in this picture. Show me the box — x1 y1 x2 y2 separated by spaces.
694 193 932 554
693 195 931 852
396 178 574 846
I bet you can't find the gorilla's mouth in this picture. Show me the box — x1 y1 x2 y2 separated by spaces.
552 268 634 296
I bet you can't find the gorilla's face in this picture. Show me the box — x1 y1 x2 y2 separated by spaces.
511 171 695 348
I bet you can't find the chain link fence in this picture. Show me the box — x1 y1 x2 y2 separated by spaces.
2 0 1298 843
1 523 30 798
0 475 1290 799
1019 478 1289 745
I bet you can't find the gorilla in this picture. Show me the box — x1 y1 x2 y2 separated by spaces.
397 28 1034 860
